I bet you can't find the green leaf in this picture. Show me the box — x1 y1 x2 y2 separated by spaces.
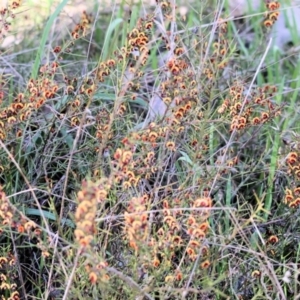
178 151 193 166
25 208 75 228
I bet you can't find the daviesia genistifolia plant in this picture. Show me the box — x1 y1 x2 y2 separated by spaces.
0 0 299 299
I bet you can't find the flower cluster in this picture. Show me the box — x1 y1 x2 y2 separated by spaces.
112 147 138 187
193 17 229 95
158 47 198 125
284 187 300 209
52 11 93 57
185 196 212 262
0 17 97 148
85 260 109 285
117 16 153 65
95 59 115 83
142 193 213 282
74 179 110 248
208 18 229 69
0 73 60 141
0 188 26 299
124 194 150 251
0 0 22 41
103 132 154 188
281 151 300 208
130 122 169 147
286 151 300 178
218 83 280 132
73 180 111 286
0 187 15 230
94 108 111 142
0 187 48 260
0 253 19 300
263 1 280 28
71 11 92 40
0 186 36 234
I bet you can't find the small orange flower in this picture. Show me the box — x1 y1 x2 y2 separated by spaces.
96 261 108 270
186 247 195 257
174 110 184 119
53 46 61 53
148 131 158 142
123 181 131 189
89 271 98 284
1 282 10 290
164 215 176 226
129 240 138 250
261 112 269 120
24 220 37 231
175 271 182 281
166 141 176 151
72 32 80 39
7 116 17 124
174 47 184 56
252 117 261 125
17 224 25 233
12 102 24 111
251 270 261 278
264 19 274 27
42 250 50 258
199 221 209 232
157 227 165 236
106 59 116 67
289 199 300 208
268 235 279 244
172 235 182 246
10 291 20 299
0 257 8 267
295 170 300 179
187 215 196 226
79 235 93 247
192 228 206 239
200 259 210 269
284 194 294 204
286 152 298 165
267 1 280 11
193 197 212 208
152 257 160 267
185 102 192 110
269 12 279 21
113 148 122 160
189 240 200 248
294 187 300 196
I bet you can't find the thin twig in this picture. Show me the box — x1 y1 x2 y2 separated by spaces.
62 246 83 300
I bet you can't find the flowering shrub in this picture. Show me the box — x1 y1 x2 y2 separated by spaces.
0 0 299 299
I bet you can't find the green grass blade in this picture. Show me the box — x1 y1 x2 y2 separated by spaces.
101 18 123 61
25 208 75 228
31 0 69 79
